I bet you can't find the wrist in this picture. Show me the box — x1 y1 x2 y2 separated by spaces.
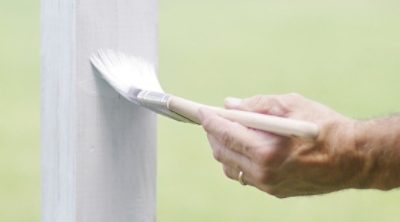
349 120 375 189
317 115 362 190
352 118 400 190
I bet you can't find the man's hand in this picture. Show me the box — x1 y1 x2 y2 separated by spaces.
198 93 398 198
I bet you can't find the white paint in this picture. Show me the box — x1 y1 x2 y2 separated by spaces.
90 50 164 101
41 0 157 221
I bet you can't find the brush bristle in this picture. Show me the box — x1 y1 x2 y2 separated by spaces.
90 49 164 100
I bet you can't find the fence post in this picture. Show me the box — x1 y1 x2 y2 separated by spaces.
40 0 157 221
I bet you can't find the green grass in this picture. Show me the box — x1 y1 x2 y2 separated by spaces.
1 0 400 221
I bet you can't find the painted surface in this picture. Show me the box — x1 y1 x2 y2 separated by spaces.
41 0 157 221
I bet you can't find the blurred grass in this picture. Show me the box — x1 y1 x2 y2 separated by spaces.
0 0 40 222
1 0 400 221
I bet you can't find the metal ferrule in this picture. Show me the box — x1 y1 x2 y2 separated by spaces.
136 90 194 123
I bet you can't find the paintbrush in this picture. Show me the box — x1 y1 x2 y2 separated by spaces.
90 49 319 139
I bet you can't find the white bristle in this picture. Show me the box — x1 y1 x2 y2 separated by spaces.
90 49 164 100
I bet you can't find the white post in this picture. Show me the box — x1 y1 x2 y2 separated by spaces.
40 0 157 221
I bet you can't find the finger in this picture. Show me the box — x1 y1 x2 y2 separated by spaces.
222 165 255 187
199 108 262 158
224 95 290 116
209 134 286 188
207 134 254 173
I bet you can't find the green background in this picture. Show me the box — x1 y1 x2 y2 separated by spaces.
1 0 400 221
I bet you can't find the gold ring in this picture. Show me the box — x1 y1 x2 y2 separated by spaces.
238 171 247 186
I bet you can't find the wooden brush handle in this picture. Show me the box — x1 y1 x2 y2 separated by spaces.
168 96 319 139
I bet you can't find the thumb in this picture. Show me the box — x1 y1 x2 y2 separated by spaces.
224 95 288 117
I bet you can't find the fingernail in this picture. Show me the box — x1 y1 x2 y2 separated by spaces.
225 97 242 107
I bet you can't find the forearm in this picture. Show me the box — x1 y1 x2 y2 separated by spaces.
355 116 400 190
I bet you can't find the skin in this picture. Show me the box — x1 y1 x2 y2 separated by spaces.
198 93 400 198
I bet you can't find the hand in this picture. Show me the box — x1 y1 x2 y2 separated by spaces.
199 93 365 198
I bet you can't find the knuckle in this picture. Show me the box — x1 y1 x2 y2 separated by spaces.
220 130 234 148
240 144 251 154
255 148 275 165
254 144 287 168
245 95 268 108
244 95 291 115
250 95 265 104
283 93 304 106
222 165 234 179
212 148 224 162
201 115 214 130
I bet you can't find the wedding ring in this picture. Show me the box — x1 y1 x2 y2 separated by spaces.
238 171 247 186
